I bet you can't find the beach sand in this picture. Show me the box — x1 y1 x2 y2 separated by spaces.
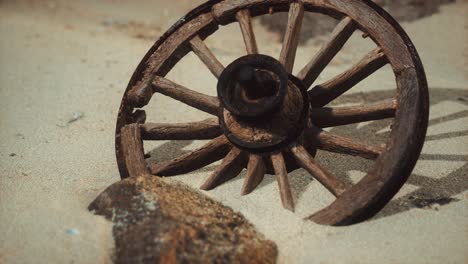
1 0 467 263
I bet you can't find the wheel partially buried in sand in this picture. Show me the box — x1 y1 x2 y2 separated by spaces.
115 0 429 226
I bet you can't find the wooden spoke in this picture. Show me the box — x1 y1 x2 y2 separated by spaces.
279 2 304 73
189 35 225 78
290 145 349 196
121 124 150 177
241 154 266 195
304 127 384 160
271 152 295 211
152 76 220 116
236 10 258 54
149 135 231 176
309 48 388 107
200 147 246 190
310 99 397 128
140 118 221 140
298 17 356 88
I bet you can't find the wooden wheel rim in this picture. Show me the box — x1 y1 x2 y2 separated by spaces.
115 0 429 226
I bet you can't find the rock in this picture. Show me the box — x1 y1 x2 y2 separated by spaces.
89 175 278 264
68 111 84 124
404 194 460 210
66 228 80 235
14 133 25 139
56 111 85 127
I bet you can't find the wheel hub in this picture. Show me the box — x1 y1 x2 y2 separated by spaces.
217 55 310 153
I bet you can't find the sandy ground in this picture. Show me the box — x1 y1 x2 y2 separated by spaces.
1 0 467 263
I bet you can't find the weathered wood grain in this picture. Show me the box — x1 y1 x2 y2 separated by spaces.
301 0 428 226
271 152 294 211
121 124 150 177
310 99 397 127
236 9 258 54
290 145 349 196
127 78 154 108
126 13 218 107
298 16 356 88
304 126 384 160
118 0 429 227
189 35 225 78
309 48 388 107
213 0 291 24
221 77 305 151
150 135 231 176
152 76 220 116
141 118 221 140
241 154 266 195
279 2 304 73
200 147 246 190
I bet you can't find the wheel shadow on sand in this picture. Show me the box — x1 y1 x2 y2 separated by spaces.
316 87 468 221
145 87 468 222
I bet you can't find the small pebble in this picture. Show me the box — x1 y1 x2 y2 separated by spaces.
68 112 84 124
429 203 441 211
9 153 16 157
15 133 25 139
57 112 85 127
101 18 128 27
66 228 80 235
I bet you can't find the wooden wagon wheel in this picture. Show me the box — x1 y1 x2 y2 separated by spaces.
115 0 429 226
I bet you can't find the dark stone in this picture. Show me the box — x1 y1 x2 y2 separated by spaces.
89 175 277 264
405 194 460 209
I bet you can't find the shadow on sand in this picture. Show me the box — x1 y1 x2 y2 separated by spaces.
146 87 468 222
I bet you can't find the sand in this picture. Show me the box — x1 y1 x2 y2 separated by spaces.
0 0 467 263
